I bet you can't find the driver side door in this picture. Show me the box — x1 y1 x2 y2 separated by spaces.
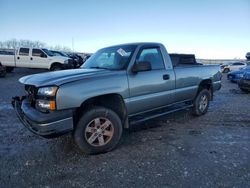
127 46 175 115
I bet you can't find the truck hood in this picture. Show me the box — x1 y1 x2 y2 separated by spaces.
19 68 115 87
49 56 70 62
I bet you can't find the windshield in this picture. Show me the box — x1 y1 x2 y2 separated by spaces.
42 49 54 57
82 45 137 70
51 51 68 57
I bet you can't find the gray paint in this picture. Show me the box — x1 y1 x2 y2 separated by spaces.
19 42 222 116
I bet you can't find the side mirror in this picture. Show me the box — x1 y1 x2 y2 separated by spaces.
132 61 152 73
40 53 47 58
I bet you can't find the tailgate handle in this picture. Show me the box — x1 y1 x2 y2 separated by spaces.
163 74 170 80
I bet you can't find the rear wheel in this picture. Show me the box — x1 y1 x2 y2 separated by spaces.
6 67 14 73
192 89 210 116
74 106 123 154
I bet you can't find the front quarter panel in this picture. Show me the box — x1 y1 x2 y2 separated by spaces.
56 71 129 110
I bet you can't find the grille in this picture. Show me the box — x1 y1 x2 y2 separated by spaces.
25 85 38 106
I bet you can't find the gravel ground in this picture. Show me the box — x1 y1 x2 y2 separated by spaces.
0 68 249 188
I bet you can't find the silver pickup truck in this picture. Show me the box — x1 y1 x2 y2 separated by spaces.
12 42 222 154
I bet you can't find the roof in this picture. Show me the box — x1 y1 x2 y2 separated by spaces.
103 42 163 48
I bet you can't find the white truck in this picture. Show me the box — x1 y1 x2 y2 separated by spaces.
0 48 73 72
221 61 247 73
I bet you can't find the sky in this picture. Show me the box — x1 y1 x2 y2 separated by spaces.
0 0 249 59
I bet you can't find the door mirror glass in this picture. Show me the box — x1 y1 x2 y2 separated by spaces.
132 61 152 72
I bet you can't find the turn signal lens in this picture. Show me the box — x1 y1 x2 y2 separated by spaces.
37 100 56 111
50 101 56 110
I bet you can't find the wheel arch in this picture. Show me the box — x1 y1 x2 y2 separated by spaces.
50 62 63 70
197 79 213 100
73 93 128 129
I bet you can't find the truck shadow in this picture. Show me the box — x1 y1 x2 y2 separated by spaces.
127 109 192 132
52 109 194 157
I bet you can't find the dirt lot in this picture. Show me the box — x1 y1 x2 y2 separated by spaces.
0 68 249 188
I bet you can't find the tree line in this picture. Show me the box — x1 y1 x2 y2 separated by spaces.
0 39 71 52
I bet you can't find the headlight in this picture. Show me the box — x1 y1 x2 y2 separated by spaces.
238 74 244 78
64 59 69 64
37 86 58 111
38 86 58 96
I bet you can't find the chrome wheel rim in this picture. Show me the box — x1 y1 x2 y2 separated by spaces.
84 117 114 147
199 95 208 112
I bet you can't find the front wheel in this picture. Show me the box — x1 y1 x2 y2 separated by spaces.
74 106 123 154
50 64 63 71
223 68 230 73
240 87 249 93
0 70 6 77
192 89 210 116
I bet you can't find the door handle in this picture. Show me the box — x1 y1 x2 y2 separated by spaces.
30 57 33 60
17 57 20 60
163 74 170 80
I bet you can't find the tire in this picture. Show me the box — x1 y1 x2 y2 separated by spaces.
192 89 210 116
223 68 230 73
74 106 123 154
0 70 6 77
240 88 249 93
6 67 14 73
50 64 63 71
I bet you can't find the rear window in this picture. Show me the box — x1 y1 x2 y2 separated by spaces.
0 50 14 55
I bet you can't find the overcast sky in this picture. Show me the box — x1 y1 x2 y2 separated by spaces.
0 0 249 59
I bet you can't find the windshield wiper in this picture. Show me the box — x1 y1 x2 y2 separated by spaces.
89 66 110 70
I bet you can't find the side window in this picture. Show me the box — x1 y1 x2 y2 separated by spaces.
19 48 29 56
233 62 244 66
137 48 165 70
32 49 46 57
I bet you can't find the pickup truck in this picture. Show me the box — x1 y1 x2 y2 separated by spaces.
12 42 222 154
0 47 73 72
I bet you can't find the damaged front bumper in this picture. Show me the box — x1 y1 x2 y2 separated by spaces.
12 96 74 138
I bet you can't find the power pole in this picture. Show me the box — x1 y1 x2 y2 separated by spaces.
72 37 74 52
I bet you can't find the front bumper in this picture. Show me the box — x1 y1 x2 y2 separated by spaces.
238 79 250 91
12 96 74 138
63 63 74 69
